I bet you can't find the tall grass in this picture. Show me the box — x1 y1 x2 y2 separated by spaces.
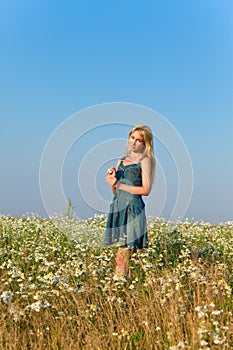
0 214 232 349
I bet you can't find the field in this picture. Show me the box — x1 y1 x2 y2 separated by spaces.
0 214 232 349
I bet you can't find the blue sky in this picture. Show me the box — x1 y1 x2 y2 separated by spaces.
1 0 232 223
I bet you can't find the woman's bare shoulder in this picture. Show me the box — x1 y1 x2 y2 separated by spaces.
140 156 151 172
140 155 151 165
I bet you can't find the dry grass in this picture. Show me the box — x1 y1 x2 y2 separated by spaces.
0 214 232 349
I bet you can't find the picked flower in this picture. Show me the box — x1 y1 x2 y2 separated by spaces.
107 167 115 175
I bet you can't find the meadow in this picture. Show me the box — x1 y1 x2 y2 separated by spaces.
0 213 232 349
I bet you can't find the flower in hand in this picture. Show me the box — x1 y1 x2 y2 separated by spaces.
106 166 117 186
107 167 114 175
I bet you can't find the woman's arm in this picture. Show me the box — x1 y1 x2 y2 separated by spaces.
105 159 121 194
115 156 152 196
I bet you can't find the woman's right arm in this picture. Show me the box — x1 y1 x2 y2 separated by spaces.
106 159 121 194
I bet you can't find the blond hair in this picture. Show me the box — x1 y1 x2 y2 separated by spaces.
126 124 156 184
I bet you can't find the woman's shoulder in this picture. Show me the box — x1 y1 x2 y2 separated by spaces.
140 155 152 169
140 155 151 164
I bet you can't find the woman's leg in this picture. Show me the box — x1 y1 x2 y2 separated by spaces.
115 247 131 277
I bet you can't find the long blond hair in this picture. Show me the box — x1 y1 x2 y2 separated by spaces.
126 124 156 184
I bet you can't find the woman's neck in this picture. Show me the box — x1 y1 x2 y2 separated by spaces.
127 152 143 162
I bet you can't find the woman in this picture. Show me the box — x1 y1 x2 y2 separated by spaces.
104 124 156 279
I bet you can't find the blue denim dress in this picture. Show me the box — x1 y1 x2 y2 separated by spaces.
104 160 148 249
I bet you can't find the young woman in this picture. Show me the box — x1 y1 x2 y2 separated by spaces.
104 124 156 279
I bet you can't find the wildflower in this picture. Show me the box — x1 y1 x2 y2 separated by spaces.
1 291 13 304
212 310 223 315
25 299 51 312
213 335 221 344
29 301 41 312
209 302 215 308
200 340 208 346
120 328 129 337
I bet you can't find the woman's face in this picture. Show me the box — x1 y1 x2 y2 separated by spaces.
128 130 145 154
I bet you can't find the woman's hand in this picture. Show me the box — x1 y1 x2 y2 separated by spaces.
105 166 117 186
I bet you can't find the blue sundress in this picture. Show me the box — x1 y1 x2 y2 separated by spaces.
104 159 148 249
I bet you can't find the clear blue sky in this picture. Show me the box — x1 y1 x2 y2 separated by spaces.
1 0 232 224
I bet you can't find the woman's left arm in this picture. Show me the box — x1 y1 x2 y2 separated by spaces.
115 156 152 196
